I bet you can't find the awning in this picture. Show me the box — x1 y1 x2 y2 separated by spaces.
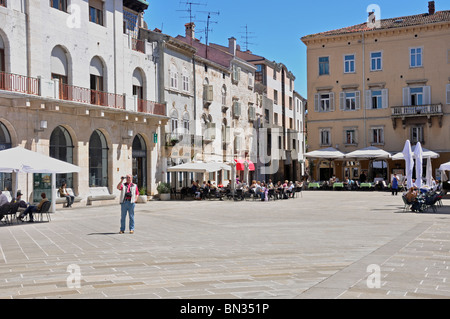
167 162 230 173
234 159 255 171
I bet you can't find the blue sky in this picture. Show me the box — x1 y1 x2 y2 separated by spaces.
144 1 443 98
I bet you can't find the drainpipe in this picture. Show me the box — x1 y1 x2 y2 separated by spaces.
362 31 367 147
25 0 31 77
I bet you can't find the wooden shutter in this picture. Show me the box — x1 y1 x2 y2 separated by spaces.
355 91 361 110
365 90 372 109
329 92 335 111
314 94 319 112
339 92 345 111
381 89 389 109
446 84 450 105
403 87 411 106
423 86 431 105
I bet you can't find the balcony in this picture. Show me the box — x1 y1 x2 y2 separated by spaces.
391 104 443 128
165 133 202 148
0 72 40 96
0 71 166 118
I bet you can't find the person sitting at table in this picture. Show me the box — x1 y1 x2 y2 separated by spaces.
287 182 295 198
11 191 28 214
405 187 422 212
18 192 48 222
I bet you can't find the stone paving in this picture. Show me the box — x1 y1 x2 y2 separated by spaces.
1 190 450 299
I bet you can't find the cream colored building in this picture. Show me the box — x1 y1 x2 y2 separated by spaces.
0 0 168 206
301 2 450 182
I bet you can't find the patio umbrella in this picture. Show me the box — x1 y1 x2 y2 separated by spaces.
439 162 450 182
392 145 439 160
426 156 433 186
0 147 81 213
304 147 345 180
414 142 423 189
345 146 391 180
402 140 414 189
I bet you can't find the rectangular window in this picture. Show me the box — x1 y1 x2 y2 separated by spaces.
314 92 335 113
0 48 4 72
344 54 355 73
50 0 67 12
345 129 357 145
274 112 279 125
410 87 424 106
370 51 382 71
273 90 278 105
0 0 6 7
371 90 383 109
319 57 330 75
446 84 450 105
320 129 331 146
411 126 424 144
182 74 189 92
410 47 423 68
89 7 104 25
371 127 384 145
340 91 360 111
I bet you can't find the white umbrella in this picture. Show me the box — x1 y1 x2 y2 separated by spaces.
344 146 391 160
426 156 433 187
304 147 345 181
439 162 450 182
392 146 439 160
402 140 414 189
414 142 423 189
0 147 81 213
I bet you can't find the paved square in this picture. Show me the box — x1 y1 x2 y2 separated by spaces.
1 191 450 299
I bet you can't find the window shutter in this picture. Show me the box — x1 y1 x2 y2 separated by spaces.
355 91 361 110
382 89 389 109
423 86 431 105
314 94 320 112
365 90 372 109
403 87 411 106
329 92 335 111
339 92 345 111
447 84 450 105
237 67 241 82
208 85 214 101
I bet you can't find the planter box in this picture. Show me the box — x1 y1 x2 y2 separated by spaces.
136 195 147 203
160 193 170 201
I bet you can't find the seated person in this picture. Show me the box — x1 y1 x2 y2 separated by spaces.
18 192 49 222
59 183 74 208
12 191 28 213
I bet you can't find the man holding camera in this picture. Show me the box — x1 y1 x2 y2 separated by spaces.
117 174 139 234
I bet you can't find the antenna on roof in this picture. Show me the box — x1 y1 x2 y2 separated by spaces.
240 24 256 52
197 10 220 46
177 1 206 25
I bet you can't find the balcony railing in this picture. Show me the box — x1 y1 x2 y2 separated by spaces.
138 99 166 116
165 133 203 148
131 38 145 54
391 104 443 117
90 90 125 109
0 71 40 96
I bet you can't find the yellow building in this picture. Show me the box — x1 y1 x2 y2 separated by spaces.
301 2 450 182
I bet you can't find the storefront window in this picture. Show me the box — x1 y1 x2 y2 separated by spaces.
50 126 74 188
89 130 108 187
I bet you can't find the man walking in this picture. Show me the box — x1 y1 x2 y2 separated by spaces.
391 174 399 196
117 175 139 234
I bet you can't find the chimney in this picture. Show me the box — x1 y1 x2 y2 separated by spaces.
428 1 435 15
228 37 236 56
185 22 195 40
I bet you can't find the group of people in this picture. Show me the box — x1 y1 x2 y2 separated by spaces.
236 179 302 201
0 190 49 223
402 177 442 212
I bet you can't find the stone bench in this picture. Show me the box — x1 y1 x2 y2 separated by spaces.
87 187 116 205
55 188 83 206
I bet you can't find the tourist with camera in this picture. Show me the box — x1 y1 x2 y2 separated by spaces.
117 174 139 234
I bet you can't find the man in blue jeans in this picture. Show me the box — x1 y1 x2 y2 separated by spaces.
117 175 139 234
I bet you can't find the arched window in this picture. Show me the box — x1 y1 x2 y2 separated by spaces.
132 134 147 190
89 130 108 187
50 126 74 188
90 56 105 105
182 112 190 133
132 68 144 100
51 45 70 99
0 121 12 191
0 33 5 73
170 109 178 133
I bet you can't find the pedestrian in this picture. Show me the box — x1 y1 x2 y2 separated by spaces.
117 174 139 234
59 182 74 207
391 174 399 196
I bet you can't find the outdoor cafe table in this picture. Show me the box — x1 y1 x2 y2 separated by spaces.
360 182 373 189
308 182 320 189
333 182 344 189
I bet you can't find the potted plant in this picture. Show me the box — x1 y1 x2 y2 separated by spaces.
157 182 171 201
136 187 147 203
